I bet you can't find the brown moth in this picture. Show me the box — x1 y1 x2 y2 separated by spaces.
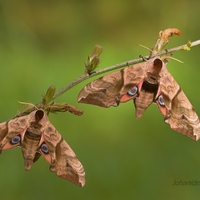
0 110 85 187
78 57 200 141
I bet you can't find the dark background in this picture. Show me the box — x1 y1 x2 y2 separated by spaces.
0 0 200 199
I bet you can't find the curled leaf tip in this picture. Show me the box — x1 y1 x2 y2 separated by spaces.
156 28 182 52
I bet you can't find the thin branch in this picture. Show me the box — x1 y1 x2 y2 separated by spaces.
53 39 200 99
15 39 200 118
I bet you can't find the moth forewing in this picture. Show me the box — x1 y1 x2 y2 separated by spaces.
53 138 86 187
0 116 28 151
78 62 147 107
163 89 200 141
39 112 85 187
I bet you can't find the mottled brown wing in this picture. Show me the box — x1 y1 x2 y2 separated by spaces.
42 123 85 187
156 66 200 140
0 116 29 151
78 62 146 107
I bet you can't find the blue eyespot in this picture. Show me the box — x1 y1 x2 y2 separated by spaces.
127 86 138 96
10 135 21 144
41 143 49 154
158 95 165 106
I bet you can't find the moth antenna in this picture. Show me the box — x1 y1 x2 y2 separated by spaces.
170 57 183 63
139 44 154 53
162 56 183 64
18 101 39 110
139 44 156 59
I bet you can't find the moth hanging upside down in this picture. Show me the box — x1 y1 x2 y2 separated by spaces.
0 110 85 187
78 57 200 141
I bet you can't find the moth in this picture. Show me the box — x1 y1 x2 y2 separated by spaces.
78 56 200 141
0 110 85 187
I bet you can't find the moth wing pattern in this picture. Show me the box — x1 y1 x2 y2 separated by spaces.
78 56 200 140
78 62 147 107
41 117 86 187
0 110 85 187
157 66 200 140
0 115 29 151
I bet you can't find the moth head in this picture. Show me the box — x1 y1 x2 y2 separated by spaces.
34 110 45 122
152 57 163 74
145 57 164 83
28 110 49 125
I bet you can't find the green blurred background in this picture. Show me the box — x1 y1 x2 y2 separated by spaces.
0 0 200 199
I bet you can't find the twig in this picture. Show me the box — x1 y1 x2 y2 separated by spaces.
53 39 200 99
15 39 200 118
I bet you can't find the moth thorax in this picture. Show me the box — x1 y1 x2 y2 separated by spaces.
146 72 160 85
143 79 159 92
26 127 42 138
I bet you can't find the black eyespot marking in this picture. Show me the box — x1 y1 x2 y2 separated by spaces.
10 135 21 145
127 86 138 96
158 95 165 106
41 143 49 154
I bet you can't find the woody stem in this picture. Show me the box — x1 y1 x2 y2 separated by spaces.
53 39 200 99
